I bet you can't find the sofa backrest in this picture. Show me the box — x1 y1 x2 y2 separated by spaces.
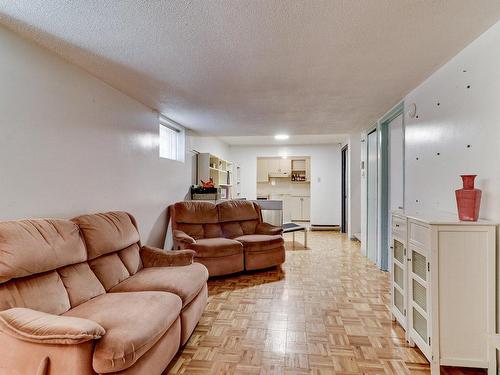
0 218 90 315
171 201 223 240
71 212 143 291
217 201 262 238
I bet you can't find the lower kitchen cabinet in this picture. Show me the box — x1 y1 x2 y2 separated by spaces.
390 212 496 374
290 196 310 221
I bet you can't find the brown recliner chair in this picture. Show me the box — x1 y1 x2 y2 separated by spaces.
171 200 285 276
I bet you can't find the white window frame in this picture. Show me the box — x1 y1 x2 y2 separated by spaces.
159 115 185 162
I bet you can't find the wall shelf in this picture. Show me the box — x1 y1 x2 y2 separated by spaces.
197 153 236 199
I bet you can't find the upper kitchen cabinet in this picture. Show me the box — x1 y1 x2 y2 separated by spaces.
257 158 269 182
257 156 310 181
291 157 311 182
268 158 291 177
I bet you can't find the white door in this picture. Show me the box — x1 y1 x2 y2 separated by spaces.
367 130 378 264
389 114 404 212
388 114 404 272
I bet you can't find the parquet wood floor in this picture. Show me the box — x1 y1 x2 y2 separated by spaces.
165 231 486 375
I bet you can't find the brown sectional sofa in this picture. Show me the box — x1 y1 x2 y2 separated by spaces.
171 200 285 276
0 211 208 375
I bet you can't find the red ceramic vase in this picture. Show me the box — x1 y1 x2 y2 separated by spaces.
455 175 481 221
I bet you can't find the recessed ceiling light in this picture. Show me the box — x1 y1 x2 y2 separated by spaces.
274 134 289 140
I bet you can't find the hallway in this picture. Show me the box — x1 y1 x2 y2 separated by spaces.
166 231 474 374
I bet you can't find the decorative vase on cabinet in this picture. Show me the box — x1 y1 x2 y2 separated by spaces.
455 175 482 221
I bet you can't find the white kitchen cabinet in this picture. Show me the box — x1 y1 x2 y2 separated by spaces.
267 159 279 174
290 196 310 221
257 157 292 179
291 158 310 182
289 197 301 221
302 196 310 220
279 159 291 175
267 158 290 177
390 212 496 374
257 158 269 182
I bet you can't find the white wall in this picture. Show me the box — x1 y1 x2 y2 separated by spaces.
230 144 341 225
0 26 199 247
190 135 230 161
346 134 361 240
404 21 500 220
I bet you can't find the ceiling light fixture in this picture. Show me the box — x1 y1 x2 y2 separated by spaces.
274 134 289 140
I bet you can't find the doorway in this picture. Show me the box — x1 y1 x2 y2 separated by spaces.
366 129 378 265
256 156 311 225
341 145 348 233
379 103 404 271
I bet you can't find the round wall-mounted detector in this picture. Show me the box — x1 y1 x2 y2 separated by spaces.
408 103 417 118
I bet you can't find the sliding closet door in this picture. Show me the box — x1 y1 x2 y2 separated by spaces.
366 130 378 264
389 114 404 212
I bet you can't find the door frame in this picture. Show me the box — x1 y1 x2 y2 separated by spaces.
377 101 404 271
341 145 348 233
365 127 378 264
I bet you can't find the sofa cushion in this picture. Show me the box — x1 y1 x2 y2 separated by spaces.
172 202 218 224
118 243 143 275
217 200 260 222
109 263 208 307
235 234 284 252
64 291 181 374
72 212 140 260
240 220 259 235
176 223 223 240
220 222 244 238
191 238 243 258
203 223 224 238
0 219 86 283
176 223 203 240
0 271 70 315
58 262 105 308
88 253 130 291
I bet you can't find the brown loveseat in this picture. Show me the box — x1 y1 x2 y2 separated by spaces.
170 200 285 276
0 211 208 375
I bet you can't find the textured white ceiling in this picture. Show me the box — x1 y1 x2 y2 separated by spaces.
1 1 499 136
220 134 348 146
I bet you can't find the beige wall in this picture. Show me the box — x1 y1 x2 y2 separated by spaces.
0 26 193 247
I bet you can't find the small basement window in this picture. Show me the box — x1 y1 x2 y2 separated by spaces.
159 116 185 162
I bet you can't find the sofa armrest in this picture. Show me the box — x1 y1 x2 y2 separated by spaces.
141 245 196 267
256 222 283 235
0 308 105 345
173 230 196 244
